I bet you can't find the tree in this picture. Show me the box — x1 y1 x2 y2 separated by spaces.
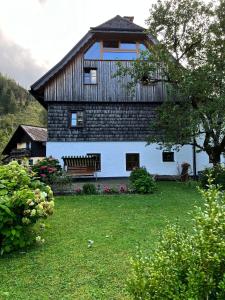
117 0 225 165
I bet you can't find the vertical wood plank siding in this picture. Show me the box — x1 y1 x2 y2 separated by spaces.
44 56 164 102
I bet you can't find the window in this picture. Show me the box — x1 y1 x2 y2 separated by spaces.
120 42 136 50
103 41 119 48
126 153 140 171
87 153 101 171
84 41 149 61
84 42 101 60
26 142 31 150
70 111 84 128
162 152 174 162
84 68 97 84
103 52 137 60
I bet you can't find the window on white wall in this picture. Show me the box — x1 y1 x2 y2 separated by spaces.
126 153 140 171
162 151 174 162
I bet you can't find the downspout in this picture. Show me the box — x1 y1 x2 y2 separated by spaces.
192 139 197 179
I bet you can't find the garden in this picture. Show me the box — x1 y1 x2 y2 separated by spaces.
1 159 225 299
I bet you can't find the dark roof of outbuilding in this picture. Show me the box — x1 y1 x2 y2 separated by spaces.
21 125 47 142
91 15 145 32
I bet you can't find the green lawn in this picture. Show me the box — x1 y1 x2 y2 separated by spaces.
0 182 202 300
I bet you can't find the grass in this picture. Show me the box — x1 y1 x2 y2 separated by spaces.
0 182 202 300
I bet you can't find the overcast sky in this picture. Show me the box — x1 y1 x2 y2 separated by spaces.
0 0 156 88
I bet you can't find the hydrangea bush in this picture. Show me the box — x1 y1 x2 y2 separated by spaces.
128 178 225 299
0 161 54 255
32 156 62 185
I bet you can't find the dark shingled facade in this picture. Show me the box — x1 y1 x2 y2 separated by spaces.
48 102 159 142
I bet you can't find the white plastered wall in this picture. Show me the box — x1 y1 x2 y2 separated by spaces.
46 141 211 177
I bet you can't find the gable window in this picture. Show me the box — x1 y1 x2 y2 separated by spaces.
84 42 101 60
126 153 140 171
84 68 97 84
87 153 101 171
162 151 174 162
84 41 148 61
70 111 84 128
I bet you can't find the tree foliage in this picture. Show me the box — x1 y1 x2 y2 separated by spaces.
117 0 225 165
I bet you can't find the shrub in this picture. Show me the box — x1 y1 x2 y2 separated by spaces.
199 164 225 190
82 183 97 195
0 161 54 255
128 178 225 299
129 167 150 184
129 167 156 194
32 156 62 185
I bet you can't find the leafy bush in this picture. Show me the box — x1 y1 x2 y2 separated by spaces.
129 167 150 184
32 156 62 185
128 178 225 299
82 183 97 195
0 161 54 255
199 164 225 190
129 167 156 194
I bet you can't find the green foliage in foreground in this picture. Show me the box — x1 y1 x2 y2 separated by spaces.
199 164 225 190
0 162 54 255
128 179 225 299
0 182 201 299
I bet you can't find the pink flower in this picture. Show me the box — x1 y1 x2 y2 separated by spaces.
40 166 47 170
119 185 127 193
48 167 54 173
40 174 46 177
75 187 82 194
103 185 111 193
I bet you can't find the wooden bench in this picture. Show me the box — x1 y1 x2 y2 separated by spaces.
62 155 98 178
66 166 96 177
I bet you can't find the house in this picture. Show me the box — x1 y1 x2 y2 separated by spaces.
30 15 212 177
2 125 47 165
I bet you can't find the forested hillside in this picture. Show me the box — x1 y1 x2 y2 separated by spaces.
0 73 47 160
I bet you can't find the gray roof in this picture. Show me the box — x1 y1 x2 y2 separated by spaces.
91 15 145 32
21 125 47 142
